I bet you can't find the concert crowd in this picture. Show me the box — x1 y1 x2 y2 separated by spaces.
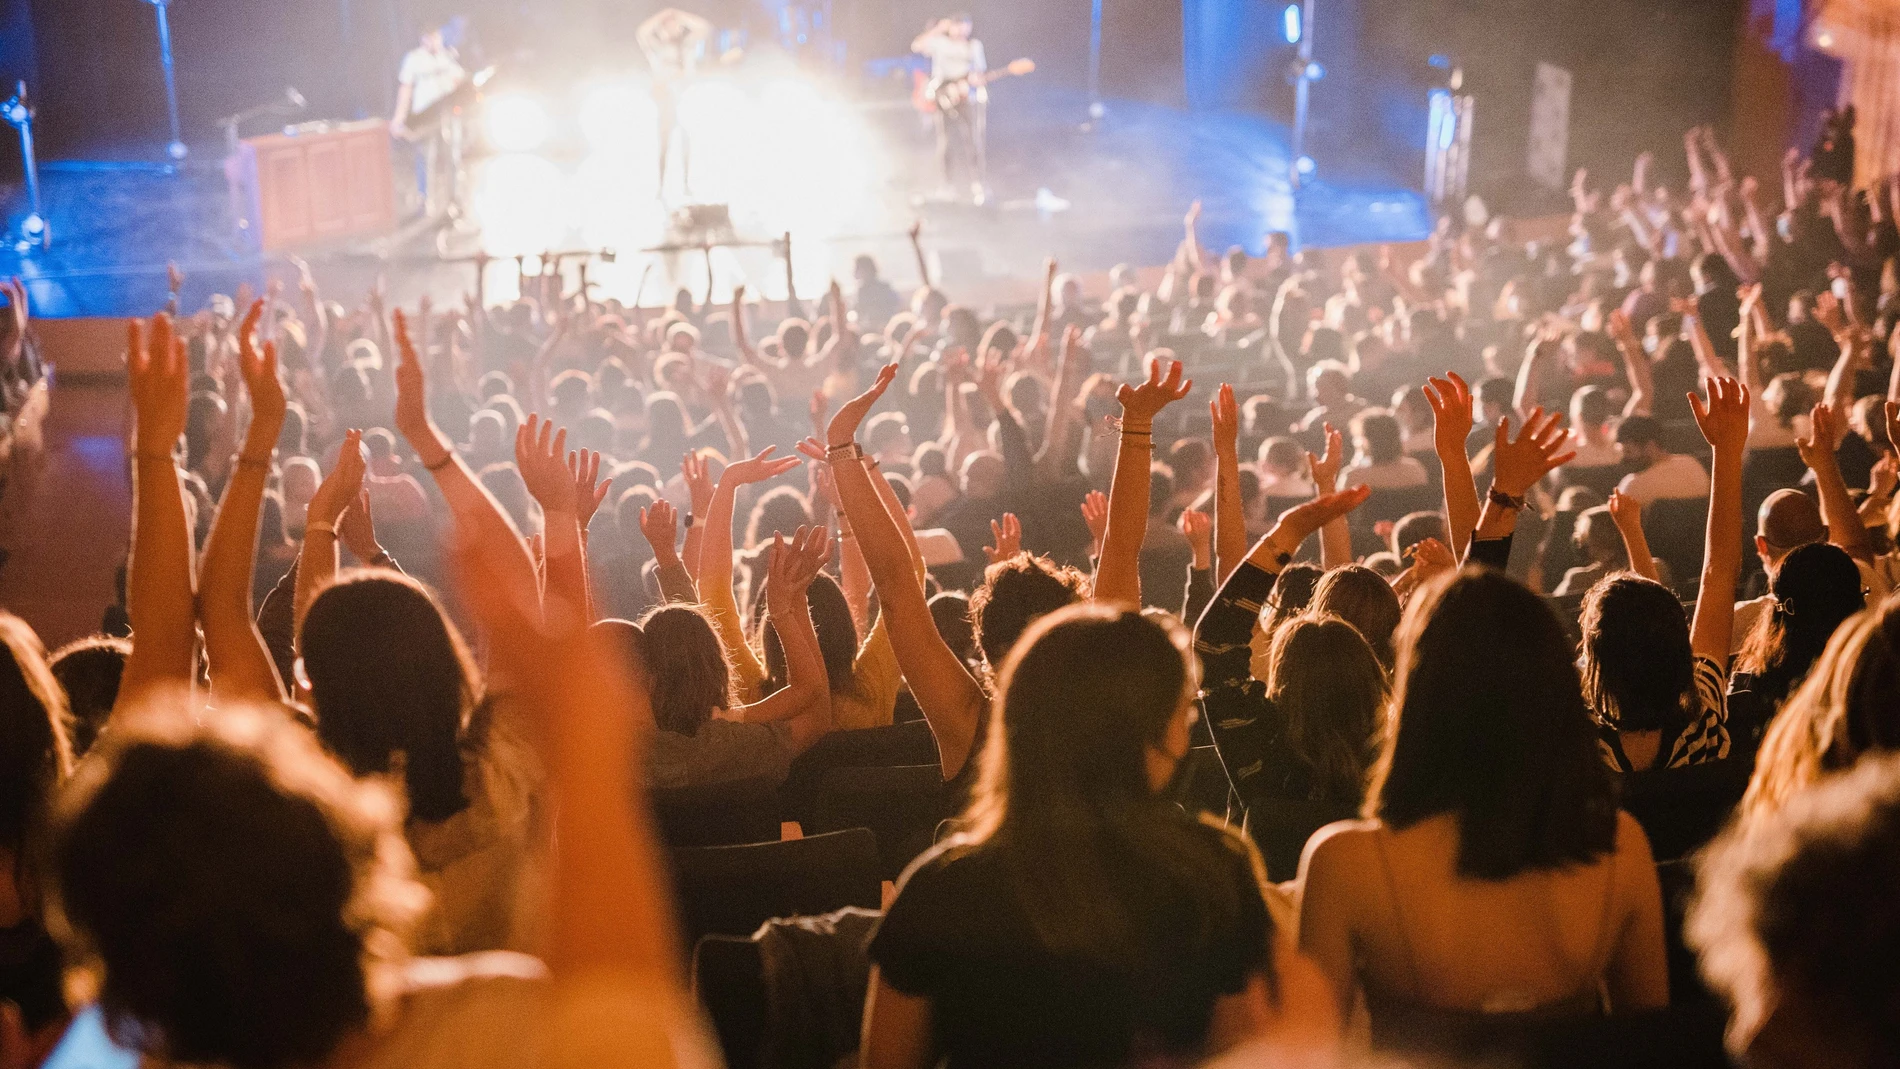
0 110 1896 1069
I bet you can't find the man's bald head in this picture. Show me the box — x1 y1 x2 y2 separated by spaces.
1757 489 1827 566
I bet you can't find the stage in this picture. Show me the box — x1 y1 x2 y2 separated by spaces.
0 82 1430 320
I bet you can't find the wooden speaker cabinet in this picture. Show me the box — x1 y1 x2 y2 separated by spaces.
231 120 397 252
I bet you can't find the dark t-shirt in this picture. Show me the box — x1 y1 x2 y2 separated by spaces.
868 821 1271 1069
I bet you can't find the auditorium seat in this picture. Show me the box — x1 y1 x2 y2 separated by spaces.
1621 757 1751 864
808 764 949 880
652 776 783 848
692 906 880 1069
1167 744 1234 822
1640 497 1710 594
778 722 941 828
670 829 882 947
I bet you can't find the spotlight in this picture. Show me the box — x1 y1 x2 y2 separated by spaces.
483 94 552 153
1295 155 1316 175
1282 4 1302 44
473 153 568 254
579 82 658 153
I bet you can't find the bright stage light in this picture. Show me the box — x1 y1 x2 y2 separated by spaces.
473 153 569 255
1283 4 1302 44
483 94 553 153
580 82 660 154
679 80 752 139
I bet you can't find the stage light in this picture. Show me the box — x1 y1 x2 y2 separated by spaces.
1304 61 1326 81
579 82 659 154
472 153 568 255
1282 4 1302 44
679 80 751 140
483 94 552 153
1295 155 1316 174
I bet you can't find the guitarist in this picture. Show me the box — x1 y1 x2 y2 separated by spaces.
390 26 469 219
912 14 989 203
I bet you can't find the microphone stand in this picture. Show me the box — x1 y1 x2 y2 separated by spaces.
1 82 47 251
142 0 188 160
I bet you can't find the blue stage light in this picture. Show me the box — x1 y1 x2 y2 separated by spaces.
1283 4 1302 44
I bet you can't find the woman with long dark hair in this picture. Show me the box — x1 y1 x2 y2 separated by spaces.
862 603 1340 1069
1728 541 1866 747
1298 569 1669 1054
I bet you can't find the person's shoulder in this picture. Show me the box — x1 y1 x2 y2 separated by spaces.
891 833 986 897
1300 817 1380 876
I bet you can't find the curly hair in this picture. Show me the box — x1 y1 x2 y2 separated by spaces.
966 553 1089 673
49 703 426 1069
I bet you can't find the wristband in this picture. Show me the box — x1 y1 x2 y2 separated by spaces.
827 441 865 462
1487 486 1526 511
367 550 394 568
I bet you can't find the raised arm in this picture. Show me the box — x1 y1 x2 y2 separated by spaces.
735 528 836 756
1210 384 1248 582
1607 489 1661 582
1424 372 1480 557
1688 378 1749 664
1306 423 1353 569
1686 311 1736 381
681 450 715 577
116 314 198 716
637 498 698 603
293 431 366 632
1815 292 1866 417
1795 401 1873 561
818 364 988 779
391 309 540 613
1607 309 1655 419
1035 328 1091 485
907 220 931 290
697 445 800 693
1465 408 1574 568
199 302 288 704
1095 354 1190 605
450 529 699 1062
516 415 591 621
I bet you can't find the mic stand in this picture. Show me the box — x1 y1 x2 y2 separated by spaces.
1 82 47 251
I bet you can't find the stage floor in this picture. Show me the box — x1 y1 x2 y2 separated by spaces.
0 84 1430 320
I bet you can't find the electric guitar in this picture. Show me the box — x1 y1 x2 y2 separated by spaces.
920 58 1035 113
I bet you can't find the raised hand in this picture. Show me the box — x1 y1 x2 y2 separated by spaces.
1306 422 1345 494
1116 354 1191 426
766 525 830 601
308 430 367 530
1607 488 1644 535
338 488 384 564
723 444 800 486
128 313 189 459
1884 400 1900 461
1210 383 1239 456
825 361 900 448
982 512 1022 564
516 414 578 515
1257 486 1372 559
1407 536 1456 584
1180 507 1212 568
1491 406 1575 498
235 300 286 437
391 309 445 463
808 388 829 440
1080 489 1109 556
1422 372 1475 457
570 448 611 530
1796 401 1842 475
681 450 716 517
1814 290 1849 336
638 498 680 560
1689 376 1750 461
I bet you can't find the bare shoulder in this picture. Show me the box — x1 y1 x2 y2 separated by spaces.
1299 818 1381 880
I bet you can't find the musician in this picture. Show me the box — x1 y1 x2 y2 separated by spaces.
639 7 714 195
390 27 468 218
913 14 988 203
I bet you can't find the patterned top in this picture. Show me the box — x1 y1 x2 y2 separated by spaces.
1596 656 1731 771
